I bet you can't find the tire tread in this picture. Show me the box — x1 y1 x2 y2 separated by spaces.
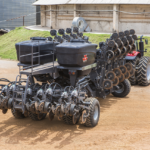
137 56 150 86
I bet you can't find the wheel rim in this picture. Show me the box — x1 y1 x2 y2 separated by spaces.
115 83 124 93
147 63 150 82
94 105 99 121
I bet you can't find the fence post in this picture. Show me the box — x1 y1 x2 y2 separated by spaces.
113 4 119 32
23 16 24 26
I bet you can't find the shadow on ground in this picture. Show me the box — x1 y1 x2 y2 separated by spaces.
0 94 128 148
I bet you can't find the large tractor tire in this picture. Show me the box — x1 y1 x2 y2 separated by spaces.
11 108 26 119
128 57 140 85
84 98 100 127
137 56 150 86
29 111 47 121
112 79 131 97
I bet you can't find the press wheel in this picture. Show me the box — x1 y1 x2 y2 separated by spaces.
130 68 135 77
108 40 115 48
105 50 114 61
127 45 132 53
106 71 116 81
112 32 119 40
113 77 119 86
125 71 130 79
119 74 125 83
125 63 132 72
114 49 121 58
121 47 127 56
103 79 113 90
119 66 127 74
113 68 122 78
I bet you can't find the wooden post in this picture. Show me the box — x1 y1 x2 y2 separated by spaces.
41 5 46 27
50 5 57 29
74 4 76 18
50 5 52 29
23 16 24 26
113 4 119 32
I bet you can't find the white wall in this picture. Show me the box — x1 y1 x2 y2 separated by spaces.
45 6 50 27
119 5 150 34
41 4 150 34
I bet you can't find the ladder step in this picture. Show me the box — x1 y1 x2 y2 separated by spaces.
18 85 26 88
14 90 24 94
14 104 22 110
21 78 27 80
14 98 22 102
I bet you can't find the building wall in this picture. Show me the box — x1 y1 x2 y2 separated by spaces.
41 4 150 34
57 5 74 29
119 5 150 34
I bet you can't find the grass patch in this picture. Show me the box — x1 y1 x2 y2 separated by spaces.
0 27 150 60
0 27 51 60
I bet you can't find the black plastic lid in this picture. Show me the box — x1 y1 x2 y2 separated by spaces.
30 37 46 41
70 39 85 43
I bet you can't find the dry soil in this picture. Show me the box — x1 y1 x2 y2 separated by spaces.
0 60 150 150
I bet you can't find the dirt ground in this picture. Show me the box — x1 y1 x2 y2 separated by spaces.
0 60 150 150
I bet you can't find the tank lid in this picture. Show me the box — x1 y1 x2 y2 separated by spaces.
70 39 86 43
56 40 97 49
30 37 46 41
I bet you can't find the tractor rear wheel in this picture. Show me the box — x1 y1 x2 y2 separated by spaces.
29 111 47 121
128 57 139 85
137 56 150 86
84 98 100 127
112 79 131 97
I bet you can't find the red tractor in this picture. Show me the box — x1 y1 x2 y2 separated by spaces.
125 36 150 86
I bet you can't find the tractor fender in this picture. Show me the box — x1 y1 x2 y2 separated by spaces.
8 98 13 109
125 51 141 60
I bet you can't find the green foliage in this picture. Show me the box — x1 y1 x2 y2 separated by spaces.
84 33 110 47
143 37 150 57
0 27 50 60
0 27 150 60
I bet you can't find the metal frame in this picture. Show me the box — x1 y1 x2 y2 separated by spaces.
13 40 56 112
0 78 10 92
18 40 55 75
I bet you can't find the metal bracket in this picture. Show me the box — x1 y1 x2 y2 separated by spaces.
69 70 77 87
57 63 97 71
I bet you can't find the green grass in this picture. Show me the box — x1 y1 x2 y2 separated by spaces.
144 37 150 57
0 27 150 60
0 27 51 60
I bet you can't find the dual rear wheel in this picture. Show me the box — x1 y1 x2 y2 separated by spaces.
128 56 150 86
